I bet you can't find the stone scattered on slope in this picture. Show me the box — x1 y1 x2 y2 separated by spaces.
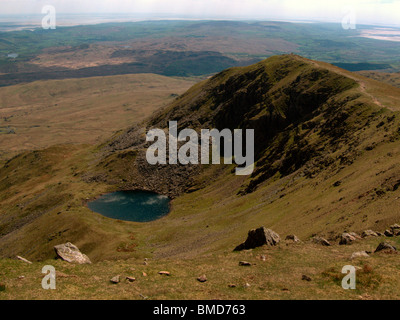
54 242 91 264
234 227 280 251
197 275 207 283
302 275 312 282
339 233 357 245
349 232 362 239
110 275 120 284
16 256 32 264
361 230 378 238
312 236 331 246
390 224 400 231
239 261 252 266
384 229 394 237
285 234 301 243
351 251 370 259
126 276 136 282
158 271 170 276
375 242 397 253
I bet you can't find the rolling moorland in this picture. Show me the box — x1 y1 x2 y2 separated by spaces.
0 73 196 161
1 54 400 299
1 20 400 87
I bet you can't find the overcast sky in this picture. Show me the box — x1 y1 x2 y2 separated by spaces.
1 0 400 26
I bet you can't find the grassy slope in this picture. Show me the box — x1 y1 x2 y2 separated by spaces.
1 55 400 299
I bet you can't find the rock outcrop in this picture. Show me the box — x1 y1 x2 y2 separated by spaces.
54 242 92 264
339 233 357 245
234 227 280 251
361 230 378 238
312 236 331 246
375 242 397 253
285 234 301 243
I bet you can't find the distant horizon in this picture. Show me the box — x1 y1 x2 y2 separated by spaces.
0 13 399 30
0 0 400 27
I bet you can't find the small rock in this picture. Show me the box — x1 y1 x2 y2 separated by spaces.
384 229 394 237
110 275 120 284
362 230 378 238
18 276 25 280
142 272 147 277
259 255 267 261
351 251 370 259
197 275 207 283
143 261 148 266
126 276 136 282
375 242 397 253
394 230 400 236
285 234 301 243
312 236 331 246
302 275 312 282
243 283 251 288
0 283 5 292
158 271 170 276
228 284 237 288
339 233 357 245
376 231 384 236
239 261 252 266
16 256 32 264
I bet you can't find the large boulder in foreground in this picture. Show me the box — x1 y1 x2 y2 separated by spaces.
234 227 280 251
54 242 92 264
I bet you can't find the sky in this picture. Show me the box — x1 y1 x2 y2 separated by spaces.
0 0 400 26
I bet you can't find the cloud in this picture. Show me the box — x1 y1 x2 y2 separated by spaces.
1 0 399 26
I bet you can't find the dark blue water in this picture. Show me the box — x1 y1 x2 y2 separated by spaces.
88 191 170 222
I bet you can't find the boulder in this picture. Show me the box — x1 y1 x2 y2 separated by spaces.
339 233 357 245
390 224 400 231
234 227 280 251
384 229 394 237
351 251 370 259
361 230 378 238
54 242 91 264
312 236 331 246
375 242 397 253
110 275 120 284
285 234 301 243
302 275 312 282
349 232 362 239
